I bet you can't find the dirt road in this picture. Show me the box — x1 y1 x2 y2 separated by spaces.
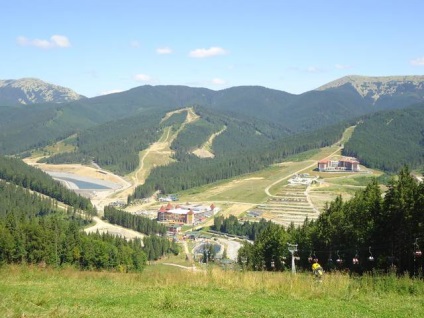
84 217 144 241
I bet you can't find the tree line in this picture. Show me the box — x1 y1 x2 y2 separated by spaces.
0 156 95 215
234 167 424 275
0 180 146 271
212 215 274 241
103 206 180 261
104 206 167 236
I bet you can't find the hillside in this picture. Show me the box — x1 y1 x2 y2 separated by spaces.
0 78 85 105
0 75 423 176
317 75 424 106
343 102 424 172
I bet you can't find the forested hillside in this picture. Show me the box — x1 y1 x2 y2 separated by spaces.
0 76 422 199
130 121 350 200
40 109 185 175
0 156 94 213
343 103 424 172
0 156 147 271
2 76 423 157
0 155 181 270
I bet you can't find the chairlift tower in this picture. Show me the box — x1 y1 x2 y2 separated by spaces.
287 243 298 274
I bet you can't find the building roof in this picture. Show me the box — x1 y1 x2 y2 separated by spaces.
340 159 359 163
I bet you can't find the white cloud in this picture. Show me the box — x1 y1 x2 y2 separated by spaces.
51 35 71 47
306 66 324 73
211 78 226 85
189 46 227 58
134 74 152 82
410 57 424 66
335 64 352 70
156 47 172 54
17 35 71 49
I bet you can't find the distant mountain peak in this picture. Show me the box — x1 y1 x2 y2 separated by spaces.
0 78 85 104
317 75 424 102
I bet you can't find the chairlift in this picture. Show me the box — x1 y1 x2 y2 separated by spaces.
308 251 314 263
327 251 333 265
336 250 343 265
413 238 422 258
352 250 359 265
368 246 374 262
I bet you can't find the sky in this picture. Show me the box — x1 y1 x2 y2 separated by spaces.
1 0 424 97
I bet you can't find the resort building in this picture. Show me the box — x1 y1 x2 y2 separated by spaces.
157 202 218 225
318 157 360 172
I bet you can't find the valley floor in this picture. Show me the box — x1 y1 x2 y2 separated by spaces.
22 122 381 263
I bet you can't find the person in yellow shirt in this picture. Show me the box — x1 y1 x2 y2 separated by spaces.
312 259 323 281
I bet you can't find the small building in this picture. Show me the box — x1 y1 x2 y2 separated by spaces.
167 224 182 234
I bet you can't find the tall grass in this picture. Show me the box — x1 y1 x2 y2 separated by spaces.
1 264 424 317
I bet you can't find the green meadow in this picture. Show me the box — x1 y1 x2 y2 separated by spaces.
1 264 423 318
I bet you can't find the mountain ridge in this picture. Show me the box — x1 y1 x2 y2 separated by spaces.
0 78 85 105
316 74 424 102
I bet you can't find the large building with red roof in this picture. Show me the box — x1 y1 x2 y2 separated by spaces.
318 157 360 172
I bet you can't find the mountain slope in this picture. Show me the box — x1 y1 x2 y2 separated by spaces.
0 78 85 105
1 75 424 158
317 75 424 104
343 102 424 172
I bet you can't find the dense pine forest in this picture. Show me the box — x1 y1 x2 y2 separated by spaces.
0 180 146 271
104 206 167 236
343 103 424 172
0 156 94 214
0 156 180 270
40 109 186 175
212 215 275 241
234 167 424 275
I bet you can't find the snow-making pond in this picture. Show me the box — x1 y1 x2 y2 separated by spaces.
47 171 121 190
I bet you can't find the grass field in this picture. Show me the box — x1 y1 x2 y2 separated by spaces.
1 264 423 318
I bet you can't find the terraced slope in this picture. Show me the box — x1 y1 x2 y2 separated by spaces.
255 184 319 227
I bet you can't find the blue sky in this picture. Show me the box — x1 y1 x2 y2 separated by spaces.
2 0 424 97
